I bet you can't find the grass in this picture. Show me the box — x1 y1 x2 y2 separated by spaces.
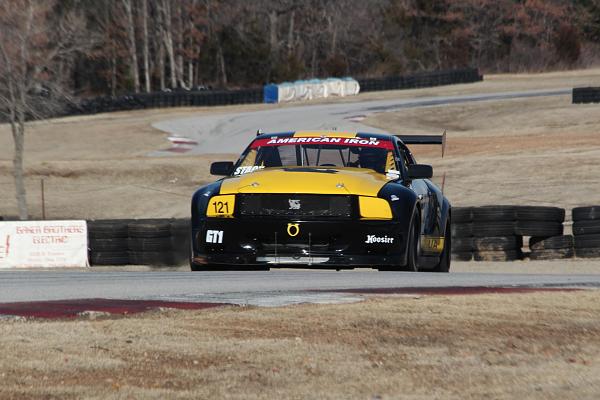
1 291 599 399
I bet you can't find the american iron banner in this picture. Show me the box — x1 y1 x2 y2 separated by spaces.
0 221 88 268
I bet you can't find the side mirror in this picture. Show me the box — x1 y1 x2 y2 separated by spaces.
210 161 234 176
407 164 433 179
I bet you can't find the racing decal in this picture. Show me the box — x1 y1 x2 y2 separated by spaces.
422 236 445 252
365 235 394 244
206 195 235 218
206 230 224 244
386 169 401 180
288 199 301 210
234 165 264 175
286 223 300 237
250 137 394 149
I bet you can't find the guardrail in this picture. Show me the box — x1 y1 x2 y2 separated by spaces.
572 87 600 104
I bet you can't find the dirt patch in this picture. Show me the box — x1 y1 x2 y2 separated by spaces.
1 291 599 399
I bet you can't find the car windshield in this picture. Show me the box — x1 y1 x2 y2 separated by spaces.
234 136 398 175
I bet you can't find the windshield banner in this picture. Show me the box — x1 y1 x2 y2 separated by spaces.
251 136 394 149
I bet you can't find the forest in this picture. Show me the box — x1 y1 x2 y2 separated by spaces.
1 0 600 98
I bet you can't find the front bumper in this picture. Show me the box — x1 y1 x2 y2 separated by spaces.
191 217 409 268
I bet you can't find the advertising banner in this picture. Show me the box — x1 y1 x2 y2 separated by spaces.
0 221 88 269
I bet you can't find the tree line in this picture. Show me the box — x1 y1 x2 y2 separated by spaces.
51 0 600 96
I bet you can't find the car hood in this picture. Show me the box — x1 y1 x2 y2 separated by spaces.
219 167 395 196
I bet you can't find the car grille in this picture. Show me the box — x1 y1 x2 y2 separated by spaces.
237 194 354 218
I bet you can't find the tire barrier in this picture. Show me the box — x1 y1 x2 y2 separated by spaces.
358 68 482 93
572 87 600 104
18 68 480 119
87 218 190 267
86 205 600 266
66 88 263 116
88 220 130 266
572 206 600 258
451 205 571 262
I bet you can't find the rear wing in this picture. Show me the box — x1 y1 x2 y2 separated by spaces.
395 130 446 158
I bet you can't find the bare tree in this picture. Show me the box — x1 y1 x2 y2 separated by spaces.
122 0 140 92
0 0 90 219
141 0 151 92
159 0 177 89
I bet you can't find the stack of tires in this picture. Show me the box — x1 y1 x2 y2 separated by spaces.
87 218 191 266
519 206 572 260
170 218 191 265
128 220 175 266
516 206 573 260
572 206 600 258
88 220 130 265
451 206 523 261
451 205 569 261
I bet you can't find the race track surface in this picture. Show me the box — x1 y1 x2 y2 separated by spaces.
1 270 599 306
152 88 570 155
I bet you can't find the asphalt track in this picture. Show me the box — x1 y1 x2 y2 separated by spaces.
1 270 599 307
152 88 570 155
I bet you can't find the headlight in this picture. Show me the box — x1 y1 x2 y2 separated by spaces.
358 196 392 219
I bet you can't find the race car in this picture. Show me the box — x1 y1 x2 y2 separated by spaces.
190 130 451 272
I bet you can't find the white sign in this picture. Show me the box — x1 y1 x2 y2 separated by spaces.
0 220 89 269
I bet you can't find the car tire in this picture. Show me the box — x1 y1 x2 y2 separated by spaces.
431 223 451 272
451 251 473 261
452 237 474 252
128 220 172 238
515 221 563 237
473 250 520 262
453 207 473 223
472 206 516 222
572 220 600 236
530 247 574 260
572 206 600 221
90 251 129 266
88 220 129 239
472 222 515 237
529 235 574 251
574 247 600 258
451 223 472 238
128 251 177 266
473 236 521 252
574 234 600 249
515 206 565 222
89 238 128 252
406 215 421 272
128 237 173 252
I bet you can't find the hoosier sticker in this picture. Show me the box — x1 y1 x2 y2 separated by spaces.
365 235 394 244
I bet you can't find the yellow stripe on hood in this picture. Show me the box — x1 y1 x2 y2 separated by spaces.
220 167 390 196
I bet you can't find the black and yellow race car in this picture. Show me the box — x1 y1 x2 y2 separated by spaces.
190 130 451 272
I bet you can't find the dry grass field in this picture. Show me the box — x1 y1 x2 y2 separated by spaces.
1 68 600 219
1 291 599 399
